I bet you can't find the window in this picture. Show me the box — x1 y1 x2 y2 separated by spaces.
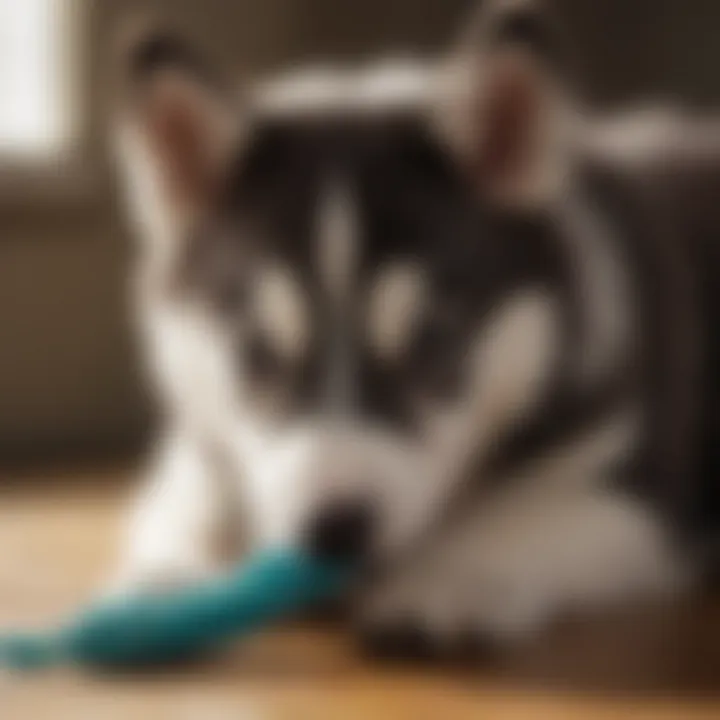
0 0 79 162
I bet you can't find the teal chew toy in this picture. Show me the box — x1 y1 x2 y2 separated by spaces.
0 550 351 671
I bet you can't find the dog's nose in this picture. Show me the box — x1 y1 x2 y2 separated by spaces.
304 501 374 562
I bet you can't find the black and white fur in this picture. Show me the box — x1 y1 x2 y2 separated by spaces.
109 0 719 653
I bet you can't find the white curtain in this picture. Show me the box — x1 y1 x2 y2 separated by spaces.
0 0 74 158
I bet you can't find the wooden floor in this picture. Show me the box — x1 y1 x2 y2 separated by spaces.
1 468 719 719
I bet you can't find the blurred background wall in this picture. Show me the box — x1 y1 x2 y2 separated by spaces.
0 0 718 470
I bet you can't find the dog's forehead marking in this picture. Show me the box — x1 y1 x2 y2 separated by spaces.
316 181 359 304
315 181 360 413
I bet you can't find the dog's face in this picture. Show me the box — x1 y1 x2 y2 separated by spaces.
116 4 566 561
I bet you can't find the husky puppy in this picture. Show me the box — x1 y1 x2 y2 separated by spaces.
110 0 720 653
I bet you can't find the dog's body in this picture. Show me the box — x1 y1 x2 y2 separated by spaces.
111 1 720 652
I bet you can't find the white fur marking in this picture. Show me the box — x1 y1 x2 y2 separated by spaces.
109 432 223 595
253 60 437 117
368 264 427 359
316 184 359 412
316 183 359 303
255 265 310 361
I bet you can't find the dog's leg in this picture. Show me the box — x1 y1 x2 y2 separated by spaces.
106 430 232 597
359 415 690 654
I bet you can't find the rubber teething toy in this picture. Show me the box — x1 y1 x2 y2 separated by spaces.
0 549 351 671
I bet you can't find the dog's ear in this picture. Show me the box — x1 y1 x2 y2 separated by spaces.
113 21 238 253
439 0 571 207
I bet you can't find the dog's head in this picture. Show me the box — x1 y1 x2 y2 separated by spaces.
115 0 571 562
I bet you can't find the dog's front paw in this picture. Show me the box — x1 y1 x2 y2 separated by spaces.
356 557 550 661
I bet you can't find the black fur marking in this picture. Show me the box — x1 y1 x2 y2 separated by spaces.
484 3 573 84
493 8 555 59
127 30 219 89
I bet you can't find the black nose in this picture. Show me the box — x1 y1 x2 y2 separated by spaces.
305 502 374 562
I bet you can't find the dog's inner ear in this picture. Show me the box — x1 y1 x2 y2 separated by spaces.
140 71 228 212
117 29 237 243
440 0 567 207
470 51 547 200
